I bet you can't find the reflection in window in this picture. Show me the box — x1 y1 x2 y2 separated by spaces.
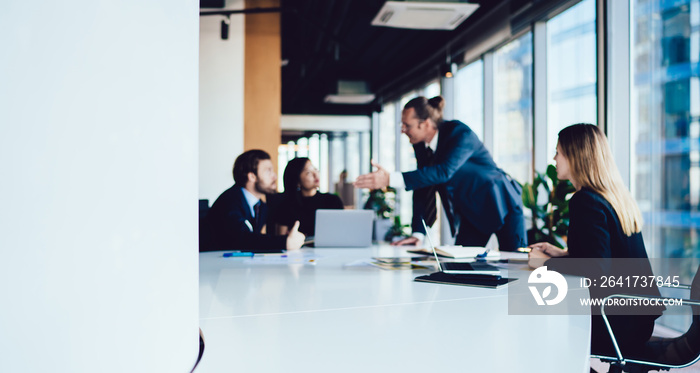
631 0 699 267
493 33 534 184
632 1 699 340
546 0 597 161
454 59 484 140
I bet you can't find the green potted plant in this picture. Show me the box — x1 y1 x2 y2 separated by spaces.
385 216 411 242
363 187 397 241
522 164 576 248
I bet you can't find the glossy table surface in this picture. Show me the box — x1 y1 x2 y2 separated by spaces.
198 246 591 373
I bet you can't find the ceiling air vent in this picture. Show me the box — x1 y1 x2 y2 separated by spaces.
324 81 375 105
371 1 479 30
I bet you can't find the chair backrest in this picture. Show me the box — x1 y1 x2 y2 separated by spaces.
199 199 212 251
657 263 700 366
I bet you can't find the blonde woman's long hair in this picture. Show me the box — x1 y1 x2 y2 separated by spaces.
558 124 643 236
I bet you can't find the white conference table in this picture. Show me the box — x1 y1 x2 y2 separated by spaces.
198 246 591 373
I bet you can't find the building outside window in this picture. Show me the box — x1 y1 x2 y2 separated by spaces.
631 0 700 259
631 0 700 330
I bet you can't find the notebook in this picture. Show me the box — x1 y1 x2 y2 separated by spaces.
420 219 500 275
314 209 374 247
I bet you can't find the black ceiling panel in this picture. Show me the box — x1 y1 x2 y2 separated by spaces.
280 0 514 116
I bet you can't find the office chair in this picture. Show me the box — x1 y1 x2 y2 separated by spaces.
592 264 700 373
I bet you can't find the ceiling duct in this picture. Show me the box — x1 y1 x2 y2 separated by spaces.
371 1 479 30
324 81 375 105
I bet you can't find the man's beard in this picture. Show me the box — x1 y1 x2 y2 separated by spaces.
255 180 276 195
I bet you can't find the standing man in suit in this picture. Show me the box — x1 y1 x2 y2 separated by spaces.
207 149 305 253
355 96 526 251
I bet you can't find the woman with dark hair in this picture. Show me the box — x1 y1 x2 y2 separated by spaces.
272 157 343 236
355 95 526 251
529 123 662 359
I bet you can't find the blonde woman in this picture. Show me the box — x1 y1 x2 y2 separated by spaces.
528 123 661 359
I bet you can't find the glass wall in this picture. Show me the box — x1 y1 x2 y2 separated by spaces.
631 0 700 262
546 0 598 161
378 103 396 173
454 59 484 140
493 32 534 184
279 131 368 206
630 0 700 332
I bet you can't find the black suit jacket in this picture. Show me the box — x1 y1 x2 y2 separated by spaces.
546 188 661 356
403 120 522 236
205 185 286 253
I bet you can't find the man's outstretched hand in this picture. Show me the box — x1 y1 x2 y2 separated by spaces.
354 161 390 190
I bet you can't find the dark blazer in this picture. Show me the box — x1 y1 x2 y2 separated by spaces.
549 188 651 261
205 185 286 253
271 192 344 236
402 120 522 236
546 188 661 357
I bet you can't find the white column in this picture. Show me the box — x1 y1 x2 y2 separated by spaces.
0 1 199 372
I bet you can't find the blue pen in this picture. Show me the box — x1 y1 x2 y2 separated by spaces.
223 251 254 258
475 249 490 261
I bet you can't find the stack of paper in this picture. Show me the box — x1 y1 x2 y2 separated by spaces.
407 246 499 259
369 257 429 270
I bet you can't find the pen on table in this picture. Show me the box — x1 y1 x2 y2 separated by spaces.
516 247 532 253
223 251 254 258
475 248 490 261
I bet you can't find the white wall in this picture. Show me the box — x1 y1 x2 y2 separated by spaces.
199 0 245 203
0 1 199 372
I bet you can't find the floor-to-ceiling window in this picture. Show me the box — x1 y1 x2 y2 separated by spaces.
546 0 598 161
631 0 700 260
424 80 441 99
454 59 484 140
630 0 700 333
493 33 534 185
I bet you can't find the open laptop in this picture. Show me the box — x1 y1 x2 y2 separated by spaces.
314 210 374 247
421 219 500 275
